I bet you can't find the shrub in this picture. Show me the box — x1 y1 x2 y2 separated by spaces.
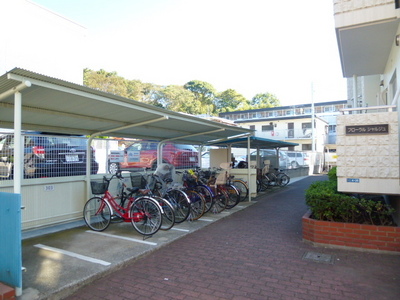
305 168 396 226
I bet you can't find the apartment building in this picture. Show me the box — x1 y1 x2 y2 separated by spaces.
219 100 347 153
333 0 400 222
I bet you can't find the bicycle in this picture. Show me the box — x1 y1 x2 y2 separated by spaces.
184 168 215 214
258 165 290 191
150 164 191 223
208 166 240 209
197 168 230 213
83 171 163 236
130 170 176 231
228 176 249 202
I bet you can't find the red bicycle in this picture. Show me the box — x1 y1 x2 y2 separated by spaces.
83 171 163 236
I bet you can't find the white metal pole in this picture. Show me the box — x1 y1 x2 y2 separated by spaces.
311 83 315 152
14 91 22 194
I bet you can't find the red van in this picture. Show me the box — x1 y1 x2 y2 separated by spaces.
108 141 199 173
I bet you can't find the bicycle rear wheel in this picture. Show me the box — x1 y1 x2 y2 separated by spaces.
130 197 162 236
165 189 191 223
233 179 248 202
83 197 111 231
261 176 272 190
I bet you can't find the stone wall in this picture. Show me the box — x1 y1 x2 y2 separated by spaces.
336 111 400 195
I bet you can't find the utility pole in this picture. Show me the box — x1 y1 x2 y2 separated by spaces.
311 83 315 152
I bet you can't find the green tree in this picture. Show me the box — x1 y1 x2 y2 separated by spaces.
83 69 128 97
214 89 249 113
156 85 202 114
184 80 216 114
251 93 280 109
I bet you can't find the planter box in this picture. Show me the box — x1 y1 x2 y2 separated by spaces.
302 210 400 253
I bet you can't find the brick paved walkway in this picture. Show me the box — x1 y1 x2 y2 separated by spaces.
64 175 400 300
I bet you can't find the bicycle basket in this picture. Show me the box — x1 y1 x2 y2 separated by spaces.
130 173 147 189
90 180 108 195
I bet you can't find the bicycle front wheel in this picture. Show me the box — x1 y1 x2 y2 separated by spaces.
130 197 162 236
277 174 290 186
165 189 191 223
83 197 111 232
210 187 228 214
233 180 249 202
153 196 175 231
195 185 214 213
185 189 205 221
224 184 240 209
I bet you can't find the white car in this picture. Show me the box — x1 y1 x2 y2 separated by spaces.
235 149 289 169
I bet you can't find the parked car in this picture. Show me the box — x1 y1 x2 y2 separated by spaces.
235 149 289 169
285 151 310 169
201 151 210 168
0 133 98 179
108 141 199 173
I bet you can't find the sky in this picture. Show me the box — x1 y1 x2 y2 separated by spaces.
32 0 348 106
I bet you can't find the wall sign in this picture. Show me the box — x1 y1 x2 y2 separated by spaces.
347 178 360 183
345 124 389 135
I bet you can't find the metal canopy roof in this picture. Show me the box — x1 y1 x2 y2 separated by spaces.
0 68 253 144
209 136 298 149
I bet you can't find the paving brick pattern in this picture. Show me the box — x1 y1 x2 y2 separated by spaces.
65 175 400 300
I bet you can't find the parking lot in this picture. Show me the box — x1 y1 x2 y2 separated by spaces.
20 199 256 300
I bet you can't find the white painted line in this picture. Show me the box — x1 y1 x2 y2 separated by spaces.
171 227 190 232
198 218 214 222
34 244 111 266
85 230 157 246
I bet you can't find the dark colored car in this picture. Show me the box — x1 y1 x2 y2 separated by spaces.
108 141 199 173
0 133 98 179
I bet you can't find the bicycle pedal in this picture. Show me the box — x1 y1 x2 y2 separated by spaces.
111 215 123 222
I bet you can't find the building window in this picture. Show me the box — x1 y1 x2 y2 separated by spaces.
262 125 274 131
328 125 336 133
302 144 312 151
249 125 255 130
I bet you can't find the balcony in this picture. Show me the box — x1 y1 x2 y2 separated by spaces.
336 105 399 195
334 0 399 77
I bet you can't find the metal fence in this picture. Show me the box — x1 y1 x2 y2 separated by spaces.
0 133 201 182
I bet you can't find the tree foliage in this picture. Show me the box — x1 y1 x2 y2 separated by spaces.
214 89 249 113
83 68 280 116
251 93 280 109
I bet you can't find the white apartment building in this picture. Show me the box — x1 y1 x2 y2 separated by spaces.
333 0 400 223
0 0 86 84
219 100 347 153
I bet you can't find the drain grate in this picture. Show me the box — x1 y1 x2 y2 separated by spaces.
302 251 335 264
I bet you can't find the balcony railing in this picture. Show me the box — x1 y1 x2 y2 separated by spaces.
257 128 317 140
340 105 396 115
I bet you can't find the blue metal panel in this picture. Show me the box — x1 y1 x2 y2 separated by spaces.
0 192 22 290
